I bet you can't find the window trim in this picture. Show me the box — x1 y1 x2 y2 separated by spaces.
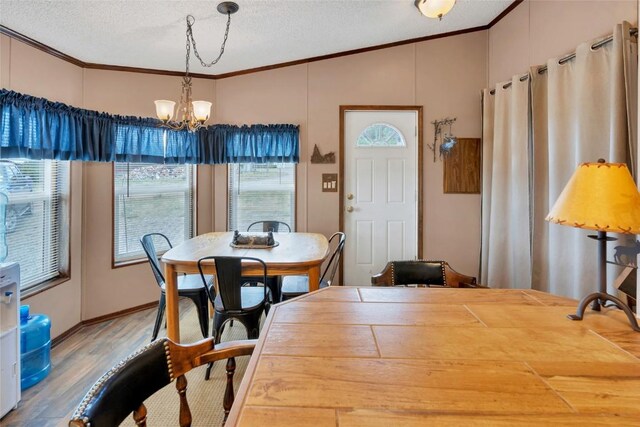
111 163 198 269
6 160 72 293
226 163 298 232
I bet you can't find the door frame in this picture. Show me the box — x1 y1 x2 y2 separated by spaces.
339 105 424 285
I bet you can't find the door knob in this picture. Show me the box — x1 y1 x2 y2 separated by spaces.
346 206 354 213
347 193 354 200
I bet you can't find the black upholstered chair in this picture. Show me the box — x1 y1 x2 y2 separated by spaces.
371 260 482 288
280 232 346 301
68 337 256 427
198 256 268 380
140 233 214 341
247 220 291 233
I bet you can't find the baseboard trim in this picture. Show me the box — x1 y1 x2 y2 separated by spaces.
82 301 159 327
51 301 159 348
51 322 83 348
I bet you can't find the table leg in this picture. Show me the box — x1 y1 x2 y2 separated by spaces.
307 265 321 292
165 264 180 342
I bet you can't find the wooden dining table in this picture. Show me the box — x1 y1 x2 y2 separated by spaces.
161 231 329 342
226 286 640 426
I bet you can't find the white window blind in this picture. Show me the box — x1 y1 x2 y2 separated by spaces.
114 163 194 263
228 163 296 232
1 159 69 290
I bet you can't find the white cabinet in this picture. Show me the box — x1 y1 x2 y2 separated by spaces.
0 262 20 419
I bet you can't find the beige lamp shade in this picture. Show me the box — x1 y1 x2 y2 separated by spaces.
191 101 212 122
546 161 640 234
154 100 176 122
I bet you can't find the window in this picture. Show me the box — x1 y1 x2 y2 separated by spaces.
228 163 295 232
1 159 70 290
113 163 195 264
356 123 406 147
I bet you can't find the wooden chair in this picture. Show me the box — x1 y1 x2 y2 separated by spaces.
371 260 483 288
280 232 346 300
68 337 256 427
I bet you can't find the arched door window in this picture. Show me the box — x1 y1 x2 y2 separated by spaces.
356 123 406 147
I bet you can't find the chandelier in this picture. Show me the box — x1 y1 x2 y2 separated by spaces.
415 0 456 20
154 2 239 132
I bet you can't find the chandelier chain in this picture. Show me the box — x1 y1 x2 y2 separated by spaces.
185 12 232 72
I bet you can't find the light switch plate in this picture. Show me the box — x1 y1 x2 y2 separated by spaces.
322 173 338 192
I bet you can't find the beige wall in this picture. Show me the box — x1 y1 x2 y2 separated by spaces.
81 70 215 319
216 35 487 276
489 0 638 86
1 35 84 338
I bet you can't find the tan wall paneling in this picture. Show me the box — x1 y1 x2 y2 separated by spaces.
307 44 416 240
81 69 215 319
5 39 84 338
489 0 638 86
0 34 10 88
214 65 308 232
415 32 487 276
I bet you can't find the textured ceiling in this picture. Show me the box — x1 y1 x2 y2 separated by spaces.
0 0 514 75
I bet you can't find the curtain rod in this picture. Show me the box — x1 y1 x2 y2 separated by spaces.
489 27 638 95
537 27 638 74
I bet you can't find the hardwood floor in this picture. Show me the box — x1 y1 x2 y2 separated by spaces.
0 300 195 427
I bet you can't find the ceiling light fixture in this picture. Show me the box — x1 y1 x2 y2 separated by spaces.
154 1 239 132
415 0 456 20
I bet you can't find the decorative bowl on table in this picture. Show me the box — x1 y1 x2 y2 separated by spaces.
230 230 279 248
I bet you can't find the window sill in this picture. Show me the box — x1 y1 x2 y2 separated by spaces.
112 258 148 269
21 275 71 299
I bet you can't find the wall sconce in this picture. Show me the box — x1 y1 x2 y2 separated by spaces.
427 117 457 162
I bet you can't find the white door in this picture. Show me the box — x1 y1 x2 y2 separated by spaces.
343 110 418 286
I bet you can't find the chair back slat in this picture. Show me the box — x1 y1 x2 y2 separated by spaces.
198 256 267 312
320 232 346 286
247 220 291 233
140 233 173 287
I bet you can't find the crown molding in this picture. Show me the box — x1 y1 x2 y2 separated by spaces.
0 0 524 80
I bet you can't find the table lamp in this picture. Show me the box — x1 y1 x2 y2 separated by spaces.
546 159 640 331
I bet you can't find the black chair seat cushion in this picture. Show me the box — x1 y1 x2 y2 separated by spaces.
281 275 329 297
214 286 265 312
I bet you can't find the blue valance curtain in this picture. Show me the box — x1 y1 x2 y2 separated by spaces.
0 89 299 164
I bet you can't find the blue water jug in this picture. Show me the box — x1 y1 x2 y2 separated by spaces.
20 305 51 390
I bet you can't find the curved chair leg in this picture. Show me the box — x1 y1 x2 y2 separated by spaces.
151 293 166 342
206 315 227 381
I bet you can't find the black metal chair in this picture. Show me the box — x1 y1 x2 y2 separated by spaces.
370 260 482 288
68 337 256 427
140 233 214 342
198 256 268 380
280 232 346 301
242 221 291 303
247 220 291 233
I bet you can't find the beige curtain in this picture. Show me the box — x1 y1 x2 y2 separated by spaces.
531 22 638 298
480 76 532 289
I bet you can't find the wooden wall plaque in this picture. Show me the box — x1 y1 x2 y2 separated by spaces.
443 138 481 194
